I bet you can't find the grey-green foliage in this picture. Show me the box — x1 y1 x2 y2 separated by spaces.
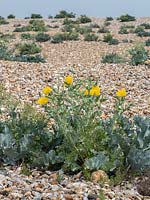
129 44 149 65
127 116 150 171
84 152 109 170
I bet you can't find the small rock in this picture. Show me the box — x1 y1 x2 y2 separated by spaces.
64 193 73 200
88 193 99 199
91 170 108 183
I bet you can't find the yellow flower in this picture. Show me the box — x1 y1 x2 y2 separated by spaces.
64 75 73 85
84 89 89 96
89 86 101 96
89 88 95 96
37 97 49 105
42 86 52 95
116 88 126 97
92 86 101 96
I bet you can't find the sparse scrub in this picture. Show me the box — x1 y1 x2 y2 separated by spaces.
90 23 100 28
55 10 76 18
145 39 150 46
119 26 129 34
117 14 136 22
77 15 92 24
16 42 42 55
76 25 92 34
84 33 98 41
129 44 149 65
21 33 34 40
98 26 110 33
106 17 113 21
140 23 150 29
7 14 15 19
35 33 51 42
31 13 43 19
102 53 126 63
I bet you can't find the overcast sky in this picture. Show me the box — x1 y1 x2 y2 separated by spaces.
0 0 150 18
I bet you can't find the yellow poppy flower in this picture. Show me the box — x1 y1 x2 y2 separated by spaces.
42 86 52 95
116 88 126 97
90 86 101 96
64 76 73 85
37 97 49 105
92 86 101 96
84 89 89 96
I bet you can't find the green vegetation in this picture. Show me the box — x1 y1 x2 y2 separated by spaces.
106 17 113 21
145 39 150 46
21 33 35 40
84 33 99 41
0 17 9 25
7 14 15 19
55 10 76 18
31 13 43 19
77 15 92 24
98 26 110 33
102 53 126 63
129 44 149 65
119 26 129 34
14 20 48 32
0 77 149 175
140 23 150 29
35 33 51 42
16 43 41 55
117 14 136 22
103 33 119 45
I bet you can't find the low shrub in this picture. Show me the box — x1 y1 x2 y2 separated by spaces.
98 26 110 33
51 33 65 43
90 23 100 28
140 23 150 29
103 33 119 45
55 10 76 18
76 25 92 34
104 21 111 26
16 43 42 55
117 14 136 22
145 39 150 46
35 33 51 42
77 15 92 24
0 18 9 25
31 13 43 19
119 26 129 34
7 14 15 19
101 53 126 63
21 33 34 40
137 31 150 37
129 44 149 65
11 55 46 63
0 33 15 41
84 33 98 41
106 17 113 21
14 20 48 32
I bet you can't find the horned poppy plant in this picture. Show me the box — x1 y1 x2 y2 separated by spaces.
89 86 101 96
64 75 73 85
37 97 49 105
116 88 126 97
84 89 89 96
42 86 52 95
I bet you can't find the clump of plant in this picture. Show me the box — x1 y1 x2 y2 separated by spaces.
11 55 46 63
117 14 136 22
35 33 51 42
0 17 9 25
98 26 110 33
119 26 129 34
14 20 48 32
129 44 149 65
21 33 34 40
51 32 79 43
106 17 113 21
84 33 98 41
77 15 92 24
103 33 119 45
90 23 100 28
55 10 76 18
104 21 111 26
31 13 43 19
101 53 126 63
140 23 150 29
0 32 15 41
16 42 42 55
7 14 15 19
145 39 150 46
75 25 92 34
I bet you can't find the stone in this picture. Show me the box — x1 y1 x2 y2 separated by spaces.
91 170 108 183
64 194 73 200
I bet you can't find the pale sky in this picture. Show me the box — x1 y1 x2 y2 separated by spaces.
0 0 150 18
